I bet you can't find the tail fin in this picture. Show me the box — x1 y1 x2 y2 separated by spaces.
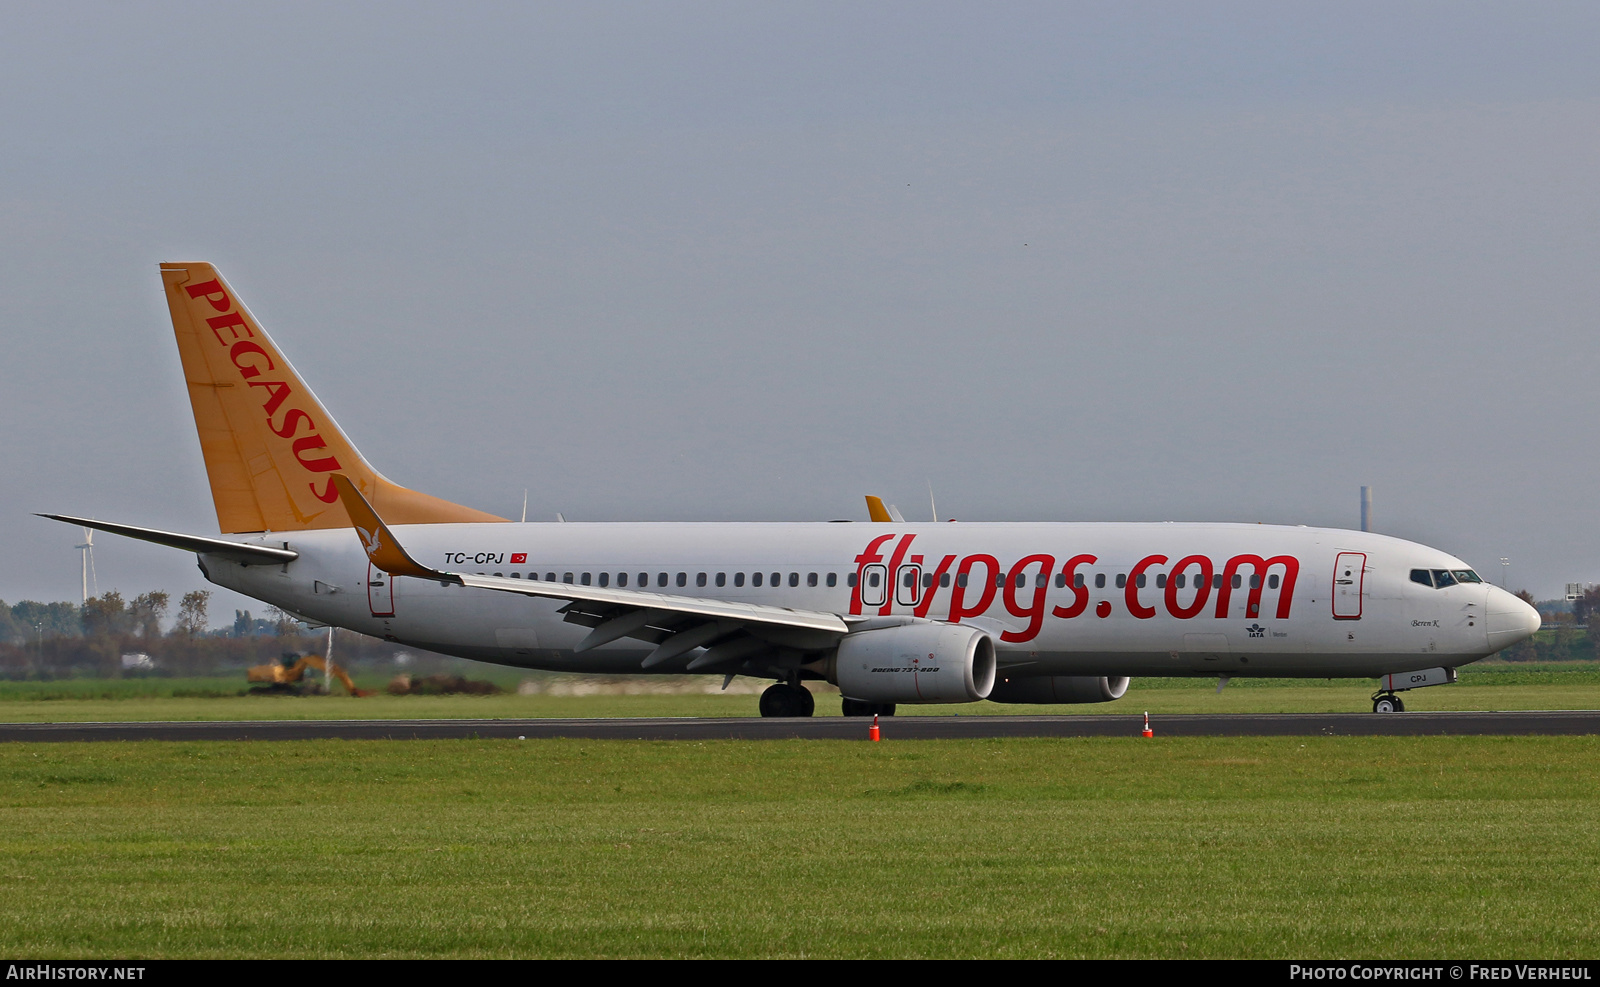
161 263 506 533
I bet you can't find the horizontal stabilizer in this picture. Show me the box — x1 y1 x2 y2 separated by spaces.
37 514 299 565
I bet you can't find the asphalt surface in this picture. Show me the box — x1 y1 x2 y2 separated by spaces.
1 711 1598 742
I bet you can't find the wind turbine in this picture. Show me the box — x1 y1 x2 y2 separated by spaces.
76 527 98 604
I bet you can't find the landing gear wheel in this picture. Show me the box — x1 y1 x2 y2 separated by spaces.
1372 694 1404 713
841 699 896 717
759 683 815 718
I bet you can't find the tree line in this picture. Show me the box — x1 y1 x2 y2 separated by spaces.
0 591 404 678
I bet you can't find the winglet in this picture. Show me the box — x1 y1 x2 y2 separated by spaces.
865 495 894 523
330 474 448 580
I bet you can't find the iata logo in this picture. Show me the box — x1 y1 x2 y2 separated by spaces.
851 533 1299 644
186 279 343 503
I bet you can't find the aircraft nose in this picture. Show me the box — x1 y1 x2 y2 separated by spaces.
1485 586 1541 653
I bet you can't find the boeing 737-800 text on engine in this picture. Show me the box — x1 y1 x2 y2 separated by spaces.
43 264 1541 716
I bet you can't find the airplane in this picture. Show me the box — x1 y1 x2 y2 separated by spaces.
42 263 1542 717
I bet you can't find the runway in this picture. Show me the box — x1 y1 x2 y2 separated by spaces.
2 710 1599 742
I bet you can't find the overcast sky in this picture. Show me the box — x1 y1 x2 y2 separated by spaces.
4 1 1599 622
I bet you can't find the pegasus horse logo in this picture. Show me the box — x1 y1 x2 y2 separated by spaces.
357 525 383 559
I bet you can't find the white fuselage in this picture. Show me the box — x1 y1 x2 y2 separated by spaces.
199 520 1537 680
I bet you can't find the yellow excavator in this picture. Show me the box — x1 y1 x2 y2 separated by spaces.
247 654 373 696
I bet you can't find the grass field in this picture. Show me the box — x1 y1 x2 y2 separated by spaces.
1 734 1597 957
0 662 1597 722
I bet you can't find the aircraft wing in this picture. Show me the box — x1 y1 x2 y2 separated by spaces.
330 475 849 670
37 514 299 566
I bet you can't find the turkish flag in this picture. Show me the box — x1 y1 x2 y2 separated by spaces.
510 553 527 564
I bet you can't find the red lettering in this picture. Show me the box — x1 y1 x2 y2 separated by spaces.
229 340 275 379
948 555 999 623
269 408 315 439
206 312 253 343
310 477 340 503
1214 555 1299 619
185 279 231 312
879 534 917 616
1164 555 1214 619
1001 554 1055 643
1051 554 1097 619
912 554 957 618
291 435 341 473
248 380 293 418
1126 555 1168 619
850 534 898 616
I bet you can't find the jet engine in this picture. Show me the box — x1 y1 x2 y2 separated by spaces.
829 623 996 704
987 675 1130 704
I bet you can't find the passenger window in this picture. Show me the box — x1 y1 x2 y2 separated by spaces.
1074 573 1085 589
847 573 857 587
617 572 628 587
636 573 646 587
581 573 592 585
995 573 1006 588
657 572 668 588
1055 573 1066 588
697 573 707 587
922 572 933 588
1249 575 1260 589
493 572 503 578
827 573 837 587
563 572 574 584
1268 574 1279 589
1175 574 1185 589
1232 574 1242 589
808 573 818 587
1213 574 1223 589
598 572 609 587
716 573 726 587
1116 574 1126 589
676 572 687 587
1155 574 1166 589
1035 573 1047 588
940 573 950 588
510 572 521 579
771 572 780 586
1136 574 1146 589
754 572 764 587
735 572 745 587
867 571 880 588
789 573 798 587
1095 574 1106 589
957 573 969 588
1432 569 1457 587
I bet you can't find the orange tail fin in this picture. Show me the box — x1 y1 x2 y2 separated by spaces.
161 263 506 533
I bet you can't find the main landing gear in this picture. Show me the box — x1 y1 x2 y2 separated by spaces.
1372 693 1406 714
758 683 815 718
840 698 896 718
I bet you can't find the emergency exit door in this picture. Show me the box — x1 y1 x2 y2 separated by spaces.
1332 552 1365 620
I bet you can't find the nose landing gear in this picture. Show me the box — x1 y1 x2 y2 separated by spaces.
1372 692 1406 714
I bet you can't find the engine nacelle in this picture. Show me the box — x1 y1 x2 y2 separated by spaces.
830 623 996 704
987 675 1130 704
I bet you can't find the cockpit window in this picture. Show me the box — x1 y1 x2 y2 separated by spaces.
1431 569 1457 587
1410 569 1433 587
1453 570 1482 584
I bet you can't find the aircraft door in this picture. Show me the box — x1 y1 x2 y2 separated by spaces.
368 562 395 617
1332 552 1366 620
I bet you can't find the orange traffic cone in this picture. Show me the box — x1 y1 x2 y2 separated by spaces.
1142 712 1153 738
869 713 881 742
